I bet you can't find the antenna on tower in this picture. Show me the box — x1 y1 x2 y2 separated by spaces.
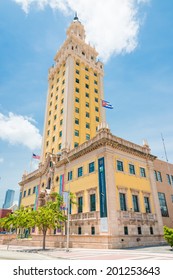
161 133 171 178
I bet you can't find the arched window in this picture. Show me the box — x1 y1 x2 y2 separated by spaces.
47 178 51 190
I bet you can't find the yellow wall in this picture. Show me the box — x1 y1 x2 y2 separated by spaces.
114 156 155 213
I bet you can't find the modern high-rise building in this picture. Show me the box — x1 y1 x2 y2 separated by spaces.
2 189 15 209
18 15 173 249
41 15 105 162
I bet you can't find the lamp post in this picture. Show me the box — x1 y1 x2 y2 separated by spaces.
57 151 70 252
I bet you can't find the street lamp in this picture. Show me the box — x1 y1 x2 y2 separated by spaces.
57 151 70 252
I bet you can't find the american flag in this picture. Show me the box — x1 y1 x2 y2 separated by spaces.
32 153 40 160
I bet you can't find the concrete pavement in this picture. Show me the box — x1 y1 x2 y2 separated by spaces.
0 245 173 260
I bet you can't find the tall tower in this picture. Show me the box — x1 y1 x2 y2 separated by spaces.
41 15 106 161
2 189 15 209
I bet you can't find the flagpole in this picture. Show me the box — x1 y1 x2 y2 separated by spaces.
161 133 171 177
30 153 33 172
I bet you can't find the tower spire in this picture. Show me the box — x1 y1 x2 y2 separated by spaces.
73 11 79 21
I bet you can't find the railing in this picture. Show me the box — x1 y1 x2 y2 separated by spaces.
70 211 99 221
118 211 157 221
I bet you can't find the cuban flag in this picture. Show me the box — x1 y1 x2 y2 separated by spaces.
102 100 113 109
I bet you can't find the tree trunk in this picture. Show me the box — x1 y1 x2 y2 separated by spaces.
43 229 47 250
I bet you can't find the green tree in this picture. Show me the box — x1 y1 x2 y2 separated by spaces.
164 226 173 249
0 207 34 237
32 193 67 250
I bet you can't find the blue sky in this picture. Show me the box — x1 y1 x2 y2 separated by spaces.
0 0 173 207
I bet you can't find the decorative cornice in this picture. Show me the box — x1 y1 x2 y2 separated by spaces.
19 128 157 186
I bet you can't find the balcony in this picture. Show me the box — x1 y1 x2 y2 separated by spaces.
118 210 157 222
70 211 100 221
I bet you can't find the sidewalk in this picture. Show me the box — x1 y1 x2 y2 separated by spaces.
0 244 173 260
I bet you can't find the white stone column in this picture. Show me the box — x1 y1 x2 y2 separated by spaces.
104 150 118 235
40 89 49 162
147 160 164 235
62 56 75 150
99 74 106 125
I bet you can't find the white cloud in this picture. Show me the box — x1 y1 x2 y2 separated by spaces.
13 0 149 61
0 112 42 150
0 157 4 163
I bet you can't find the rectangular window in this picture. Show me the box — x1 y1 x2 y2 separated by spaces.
157 171 162 182
144 197 151 213
68 171 73 181
76 69 79 74
56 95 58 100
96 116 99 122
60 109 63 114
86 134 90 140
91 226 95 235
129 164 135 175
86 102 89 108
140 167 146 177
117 160 124 172
150 227 154 235
132 195 140 212
85 75 89 80
59 131 62 137
94 80 97 85
86 112 90 118
90 194 96 211
62 89 64 94
75 107 79 113
60 119 63 125
85 93 89 98
33 186 36 194
54 114 57 120
74 142 79 147
158 192 169 217
85 67 88 71
75 97 79 103
94 89 98 93
124 226 128 235
95 97 98 102
78 167 83 177
62 79 65 85
23 190 26 197
75 118 79 125
86 123 90 129
89 162 95 173
76 61 80 66
76 87 79 93
171 175 173 184
119 193 127 211
95 107 99 112
137 226 142 235
52 136 55 142
154 170 158 181
28 189 31 196
76 78 79 84
167 174 171 185
78 197 83 213
53 125 56 131
85 84 89 89
75 130 79 137
59 143 61 150
78 226 82 234
94 72 97 77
